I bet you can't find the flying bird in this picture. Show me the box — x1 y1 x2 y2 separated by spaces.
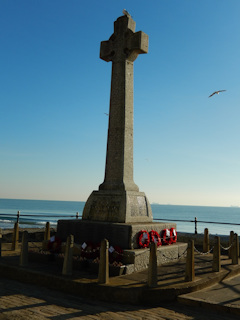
104 113 109 116
123 9 131 17
208 90 226 98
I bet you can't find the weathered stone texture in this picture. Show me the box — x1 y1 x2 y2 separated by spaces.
83 190 152 223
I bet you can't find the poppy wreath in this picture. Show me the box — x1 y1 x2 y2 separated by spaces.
47 236 61 253
81 241 95 259
93 242 101 259
170 227 177 243
149 230 162 246
138 230 150 248
109 245 123 263
161 228 171 245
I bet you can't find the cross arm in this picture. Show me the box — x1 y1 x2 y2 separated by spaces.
100 40 114 62
126 31 148 62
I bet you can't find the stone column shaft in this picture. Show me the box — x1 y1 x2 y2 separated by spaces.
100 60 138 191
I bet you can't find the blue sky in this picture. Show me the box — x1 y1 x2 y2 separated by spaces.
1 0 240 206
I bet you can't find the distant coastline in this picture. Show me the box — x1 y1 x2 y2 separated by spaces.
1 198 239 208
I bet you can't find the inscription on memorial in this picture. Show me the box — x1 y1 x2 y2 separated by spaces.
89 198 121 222
130 195 149 217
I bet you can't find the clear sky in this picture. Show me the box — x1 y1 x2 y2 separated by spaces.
1 0 240 207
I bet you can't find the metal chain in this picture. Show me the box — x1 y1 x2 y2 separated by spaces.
194 246 214 255
160 246 187 261
160 252 174 261
220 242 233 251
178 247 188 259
29 241 42 252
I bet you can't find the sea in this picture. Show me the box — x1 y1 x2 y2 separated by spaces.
0 198 240 236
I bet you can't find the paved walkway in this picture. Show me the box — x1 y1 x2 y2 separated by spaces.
0 242 240 319
0 276 239 320
179 274 240 315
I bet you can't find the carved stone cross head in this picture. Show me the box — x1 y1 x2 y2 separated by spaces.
100 15 148 63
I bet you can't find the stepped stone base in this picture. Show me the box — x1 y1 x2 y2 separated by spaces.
123 242 188 274
56 220 177 249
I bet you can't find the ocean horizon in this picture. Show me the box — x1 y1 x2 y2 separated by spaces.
0 198 240 236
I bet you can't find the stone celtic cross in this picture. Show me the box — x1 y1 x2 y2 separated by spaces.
82 15 152 223
99 15 148 192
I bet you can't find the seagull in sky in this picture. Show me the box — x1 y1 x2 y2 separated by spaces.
104 113 109 116
208 90 226 98
123 9 131 17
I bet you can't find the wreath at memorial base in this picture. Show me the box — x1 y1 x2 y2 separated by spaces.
170 227 177 243
109 245 123 263
149 230 161 246
161 228 171 245
81 241 95 259
138 230 150 248
47 236 61 253
93 242 101 259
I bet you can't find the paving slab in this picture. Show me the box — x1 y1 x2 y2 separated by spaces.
178 274 240 316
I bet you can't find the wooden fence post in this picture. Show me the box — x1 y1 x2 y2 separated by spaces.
62 235 74 275
98 239 109 284
148 242 158 287
20 231 28 267
203 228 209 253
11 222 19 251
212 236 221 272
232 233 239 265
185 240 195 282
44 222 50 241
229 231 234 259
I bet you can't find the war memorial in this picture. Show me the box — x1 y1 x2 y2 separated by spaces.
0 14 240 319
56 13 185 271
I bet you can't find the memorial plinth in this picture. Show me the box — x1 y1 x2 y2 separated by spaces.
57 219 176 250
82 190 152 223
57 14 176 251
